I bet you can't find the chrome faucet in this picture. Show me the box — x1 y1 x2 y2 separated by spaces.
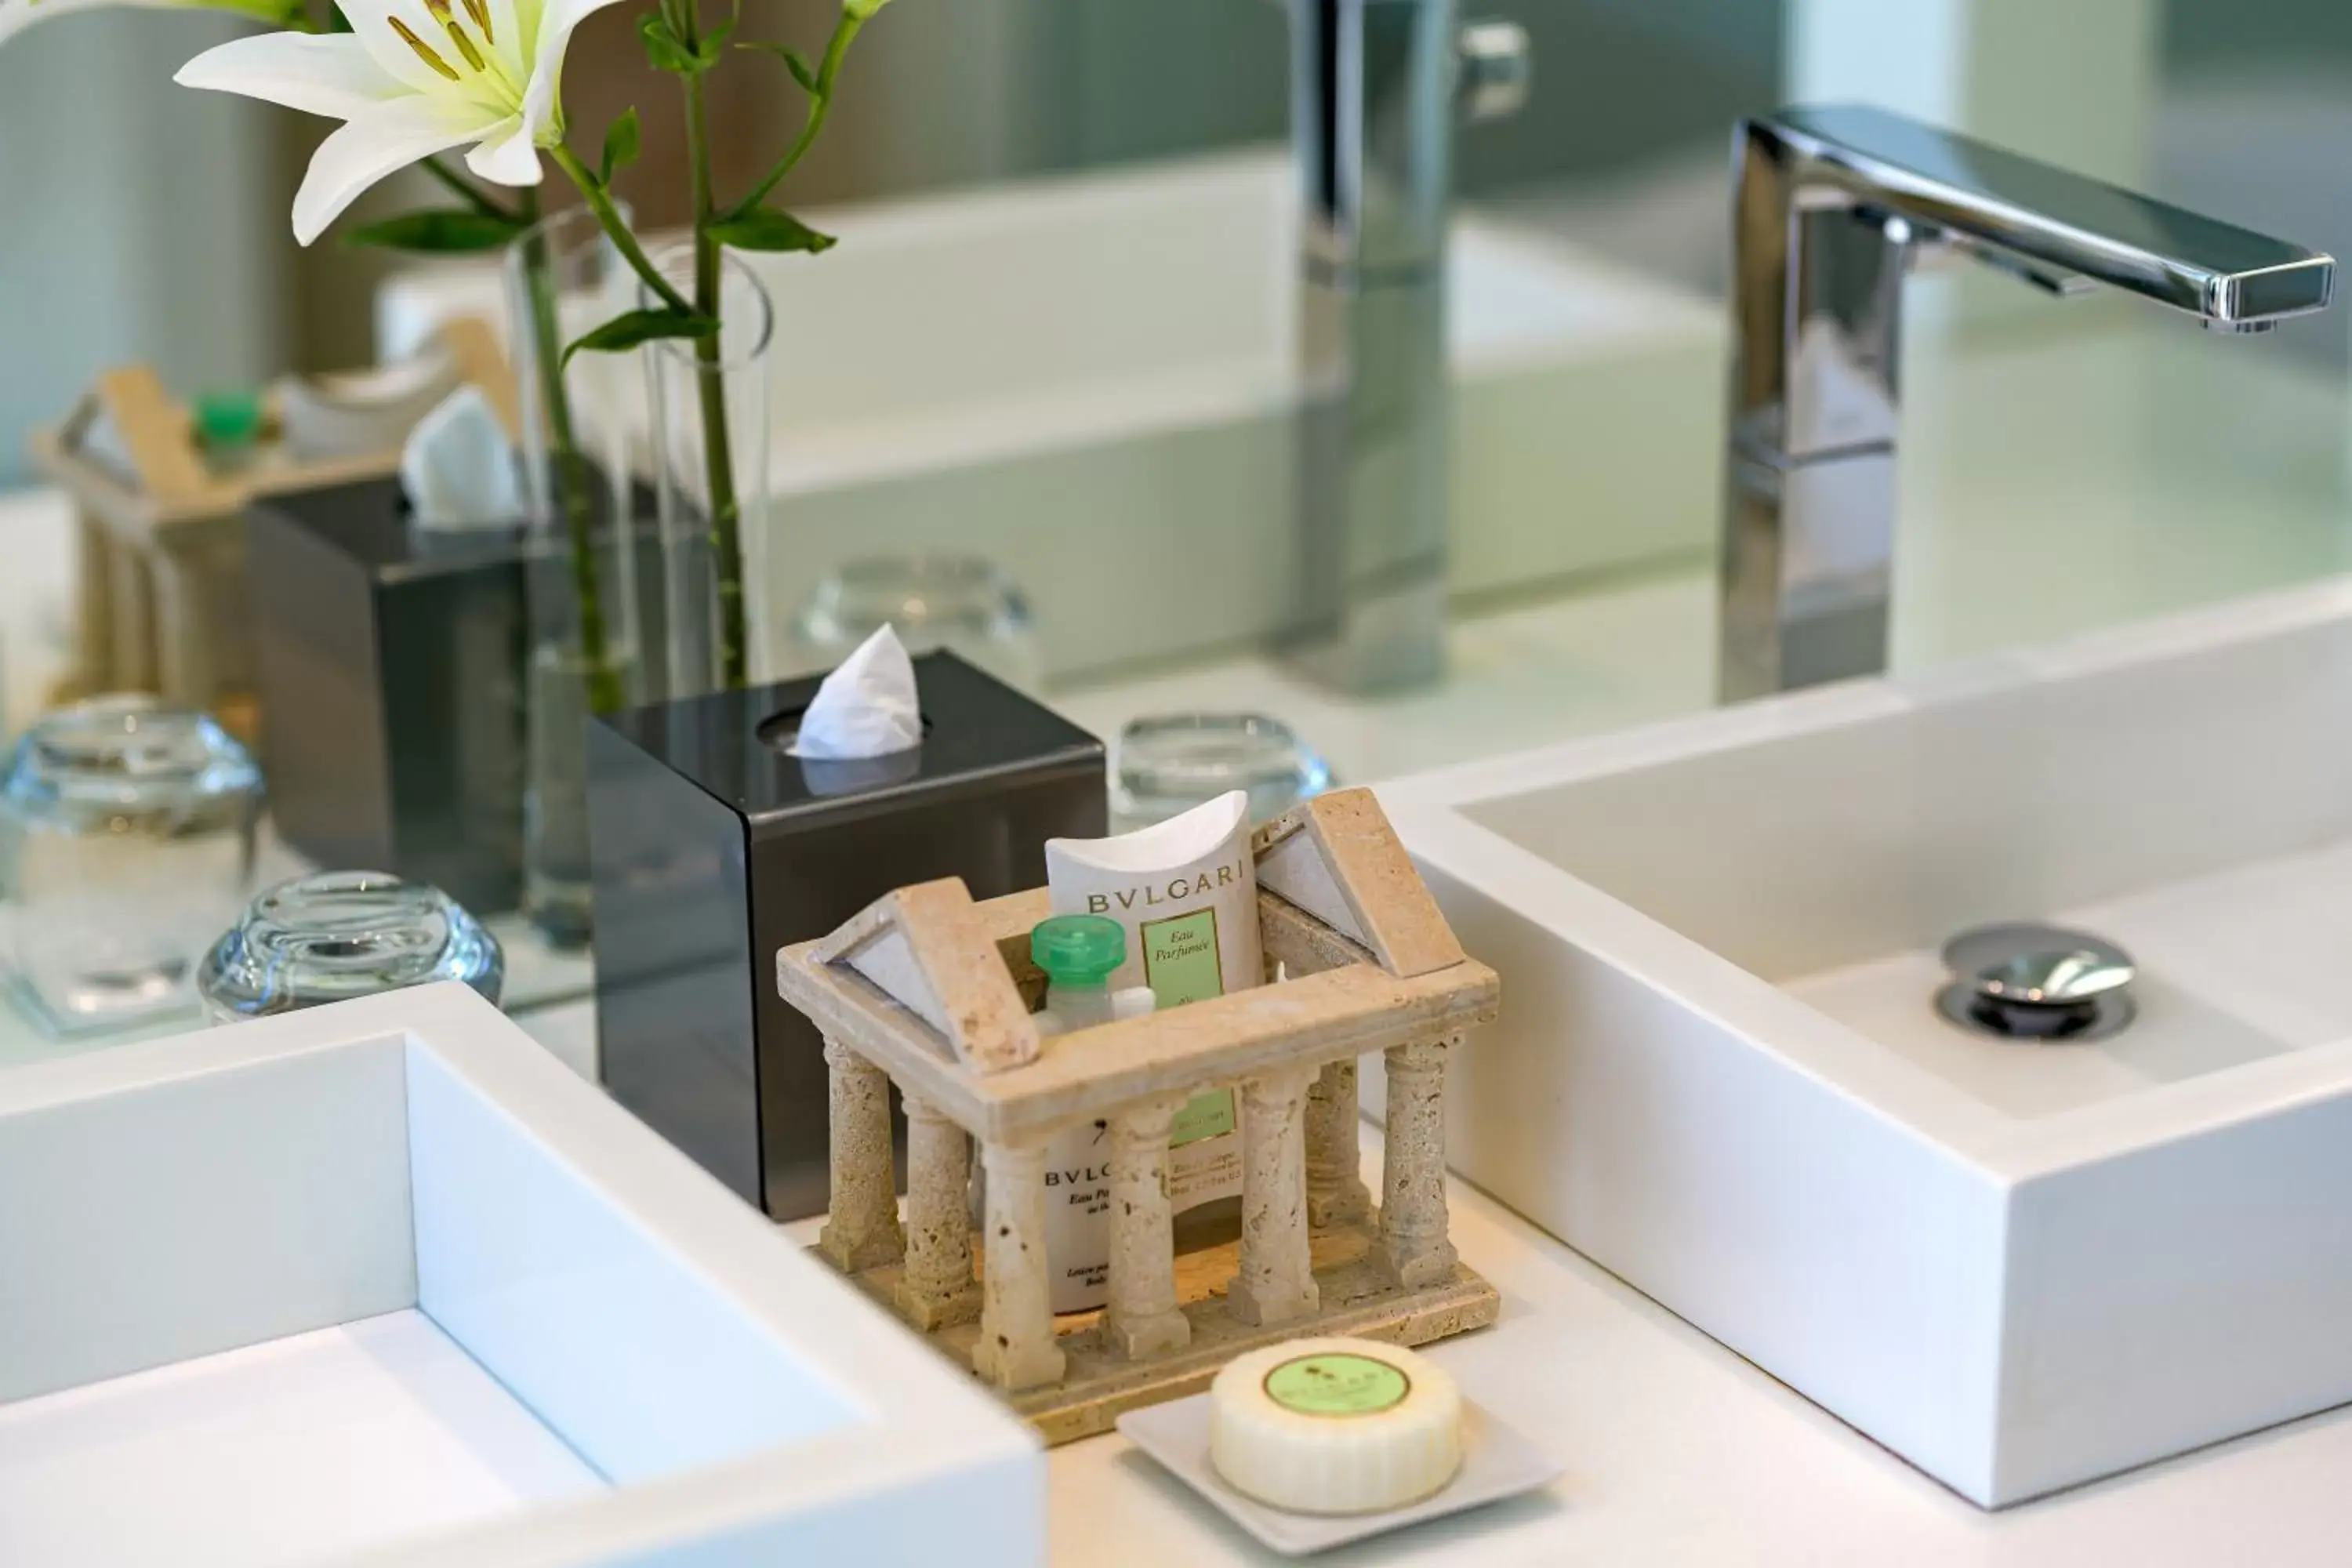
1279 0 1528 694
1721 104 2336 702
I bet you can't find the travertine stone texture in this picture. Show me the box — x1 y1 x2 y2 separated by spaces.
1250 790 1465 978
1227 1066 1321 1327
815 879 1042 1071
899 1096 981 1330
1104 1098 1190 1360
1380 1035 1458 1289
819 1036 905 1272
782 941 1494 1145
1305 1057 1372 1227
975 1138 1067 1392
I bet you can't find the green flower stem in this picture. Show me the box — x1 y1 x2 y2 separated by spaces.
515 186 624 715
551 133 745 687
727 9 863 220
419 154 520 223
546 144 693 315
681 62 750 688
547 139 743 687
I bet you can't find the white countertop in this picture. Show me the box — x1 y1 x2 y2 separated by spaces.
9 775 2352 1564
462 1002 2352 1563
13 319 2352 1561
768 1073 2352 1568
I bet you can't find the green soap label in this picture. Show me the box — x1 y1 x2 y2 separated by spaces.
1141 908 1224 1008
1263 1353 1412 1417
1169 1087 1236 1148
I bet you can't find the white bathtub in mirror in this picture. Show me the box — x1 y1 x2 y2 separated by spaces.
378 150 1726 682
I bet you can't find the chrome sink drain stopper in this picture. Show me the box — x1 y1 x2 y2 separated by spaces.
1936 923 2136 1043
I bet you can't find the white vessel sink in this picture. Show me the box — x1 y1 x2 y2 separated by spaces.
1377 580 2352 1508
378 151 1724 681
0 984 1039 1566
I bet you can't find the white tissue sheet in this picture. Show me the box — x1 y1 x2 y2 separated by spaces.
399 384 522 531
791 626 924 760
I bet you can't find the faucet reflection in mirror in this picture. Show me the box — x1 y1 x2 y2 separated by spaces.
1722 104 2336 702
1282 0 1530 695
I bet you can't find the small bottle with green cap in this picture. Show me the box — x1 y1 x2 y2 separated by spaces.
1031 913 1156 1036
194 387 273 477
1032 914 1158 1314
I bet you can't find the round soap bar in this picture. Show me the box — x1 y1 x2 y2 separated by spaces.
1207 1338 1463 1515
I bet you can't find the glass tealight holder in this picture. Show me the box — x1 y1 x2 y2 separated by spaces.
0 695 263 1034
198 870 504 1026
791 554 1043 692
1112 713 1334 833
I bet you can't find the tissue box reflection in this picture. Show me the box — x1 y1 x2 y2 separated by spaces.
246 477 529 913
248 476 674 913
586 652 1106 1219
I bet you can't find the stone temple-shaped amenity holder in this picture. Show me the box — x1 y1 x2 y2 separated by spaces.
775 787 1501 1443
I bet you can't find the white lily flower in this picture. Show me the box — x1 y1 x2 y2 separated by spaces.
176 0 619 245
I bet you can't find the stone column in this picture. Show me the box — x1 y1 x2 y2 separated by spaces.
897 1096 980 1330
974 1138 1066 1392
1379 1034 1457 1288
107 535 158 693
1305 1056 1371 1228
1103 1098 1190 1359
148 543 209 709
74 511 114 693
1228 1065 1320 1327
818 1036 904 1272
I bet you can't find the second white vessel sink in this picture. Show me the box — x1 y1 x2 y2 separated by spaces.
1379 579 2352 1508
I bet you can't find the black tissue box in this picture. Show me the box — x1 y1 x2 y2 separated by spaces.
587 652 1107 1218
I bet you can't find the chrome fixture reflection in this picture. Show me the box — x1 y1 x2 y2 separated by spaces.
1721 104 2336 701
1936 921 2137 1043
1280 0 1530 694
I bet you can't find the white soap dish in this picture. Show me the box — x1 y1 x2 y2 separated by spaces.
1116 1391 1563 1556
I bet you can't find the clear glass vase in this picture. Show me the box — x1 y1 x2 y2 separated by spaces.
505 208 646 948
643 244 775 696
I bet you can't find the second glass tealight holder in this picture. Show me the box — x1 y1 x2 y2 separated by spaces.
1112 713 1333 833
197 869 504 1026
792 554 1042 693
